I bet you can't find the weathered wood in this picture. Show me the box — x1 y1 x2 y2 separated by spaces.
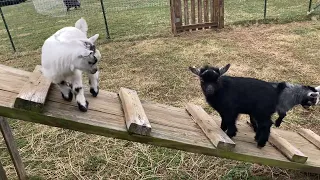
170 0 177 35
203 0 209 22
184 0 189 25
186 103 235 150
0 161 8 180
0 117 27 180
269 130 308 163
0 65 319 174
176 22 218 31
175 0 182 30
246 120 308 163
14 65 51 113
213 0 219 23
210 0 214 22
198 0 203 24
298 128 320 149
218 0 224 28
119 87 151 136
191 0 196 24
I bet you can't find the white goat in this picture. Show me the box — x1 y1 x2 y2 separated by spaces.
41 17 101 112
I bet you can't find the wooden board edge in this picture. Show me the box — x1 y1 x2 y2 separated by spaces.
118 87 152 136
298 128 320 150
186 103 235 151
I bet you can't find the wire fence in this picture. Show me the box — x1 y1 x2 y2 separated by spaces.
0 0 319 54
0 0 170 54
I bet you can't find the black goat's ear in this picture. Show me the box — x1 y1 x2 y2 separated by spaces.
308 92 320 98
189 66 200 76
219 64 230 75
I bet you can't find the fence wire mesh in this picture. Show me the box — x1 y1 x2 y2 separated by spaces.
0 0 170 54
0 0 320 54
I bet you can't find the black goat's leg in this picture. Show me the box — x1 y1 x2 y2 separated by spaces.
249 114 258 132
275 112 286 127
256 117 273 148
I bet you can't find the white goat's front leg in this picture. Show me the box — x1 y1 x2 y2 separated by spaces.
88 71 99 97
72 70 89 112
57 80 73 102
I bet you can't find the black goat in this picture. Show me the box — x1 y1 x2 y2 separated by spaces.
63 0 81 11
189 64 286 147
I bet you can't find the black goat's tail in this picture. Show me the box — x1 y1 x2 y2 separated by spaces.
276 81 287 95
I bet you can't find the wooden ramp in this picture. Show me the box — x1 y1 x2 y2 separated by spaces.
0 64 320 174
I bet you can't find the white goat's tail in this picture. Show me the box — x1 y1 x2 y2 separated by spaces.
75 17 88 36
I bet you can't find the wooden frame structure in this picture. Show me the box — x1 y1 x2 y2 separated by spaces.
0 64 320 178
170 0 224 35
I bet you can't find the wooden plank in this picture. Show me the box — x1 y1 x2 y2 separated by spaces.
0 117 27 180
0 64 320 173
174 0 183 31
218 0 224 28
177 22 218 31
191 0 196 24
0 87 319 173
118 87 151 136
298 128 320 149
170 0 177 35
14 65 51 113
0 161 8 180
184 0 189 25
198 0 203 25
210 0 214 22
213 0 219 23
246 120 308 163
269 130 308 163
203 0 209 22
186 103 235 150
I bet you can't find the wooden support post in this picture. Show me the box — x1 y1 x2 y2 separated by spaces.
0 117 27 180
218 0 224 28
246 120 308 163
298 128 320 149
119 87 152 136
0 161 8 180
14 65 51 113
186 103 235 150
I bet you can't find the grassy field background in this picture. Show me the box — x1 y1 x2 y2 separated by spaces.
1 0 320 179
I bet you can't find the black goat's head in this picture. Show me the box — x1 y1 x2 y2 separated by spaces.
189 64 230 95
300 85 320 109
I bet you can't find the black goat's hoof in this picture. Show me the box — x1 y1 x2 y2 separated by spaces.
61 91 73 102
90 87 99 97
77 100 89 112
275 121 281 127
227 131 237 138
257 141 267 148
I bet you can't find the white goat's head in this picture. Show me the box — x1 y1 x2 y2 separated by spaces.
72 34 101 74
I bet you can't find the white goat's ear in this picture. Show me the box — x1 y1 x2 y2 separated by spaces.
189 66 200 76
89 34 99 43
75 17 88 35
315 86 320 92
219 64 230 75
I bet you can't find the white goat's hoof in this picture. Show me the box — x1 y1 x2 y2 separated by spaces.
77 100 89 112
90 87 99 97
61 90 73 102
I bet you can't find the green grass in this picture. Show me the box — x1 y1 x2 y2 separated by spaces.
1 0 320 179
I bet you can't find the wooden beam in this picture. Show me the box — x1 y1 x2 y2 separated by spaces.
0 161 8 180
186 103 235 150
119 87 151 136
298 128 320 149
0 117 27 180
246 120 308 163
14 65 51 113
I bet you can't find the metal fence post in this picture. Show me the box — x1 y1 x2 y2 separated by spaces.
0 7 16 52
100 0 110 39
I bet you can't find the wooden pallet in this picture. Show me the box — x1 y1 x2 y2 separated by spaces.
0 64 320 176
